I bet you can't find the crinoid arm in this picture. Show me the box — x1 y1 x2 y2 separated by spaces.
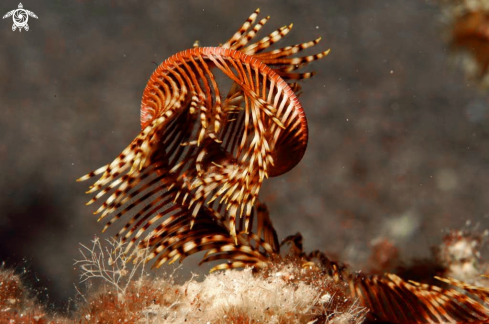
222 8 330 81
350 273 489 323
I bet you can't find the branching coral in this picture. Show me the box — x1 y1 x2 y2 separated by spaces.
75 237 149 300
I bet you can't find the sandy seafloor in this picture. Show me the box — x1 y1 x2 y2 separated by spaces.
0 0 488 311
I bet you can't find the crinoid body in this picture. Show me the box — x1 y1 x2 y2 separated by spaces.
78 8 489 324
79 9 329 267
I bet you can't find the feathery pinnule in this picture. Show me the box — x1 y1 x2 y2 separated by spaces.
78 9 329 244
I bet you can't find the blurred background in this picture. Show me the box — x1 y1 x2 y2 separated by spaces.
1 0 488 312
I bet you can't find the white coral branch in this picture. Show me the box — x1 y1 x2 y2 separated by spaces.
74 236 148 299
